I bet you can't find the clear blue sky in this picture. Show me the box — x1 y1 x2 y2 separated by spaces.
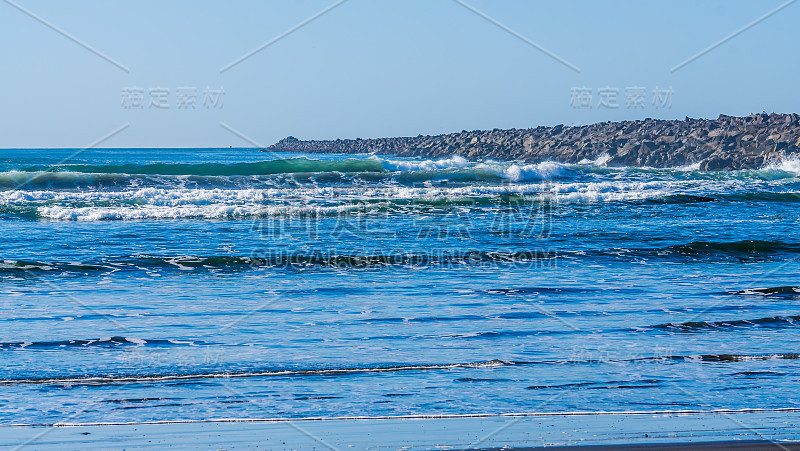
1 0 797 148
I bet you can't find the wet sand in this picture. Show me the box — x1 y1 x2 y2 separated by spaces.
3 409 799 450
481 441 800 450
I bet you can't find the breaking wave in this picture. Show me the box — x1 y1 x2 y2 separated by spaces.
0 154 797 222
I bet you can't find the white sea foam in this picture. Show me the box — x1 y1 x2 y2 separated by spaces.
2 185 550 208
377 155 469 172
4 167 794 220
765 156 800 176
674 162 702 171
1 188 273 206
27 181 677 220
546 180 675 202
379 156 574 181
488 161 572 181
37 203 366 221
577 153 611 167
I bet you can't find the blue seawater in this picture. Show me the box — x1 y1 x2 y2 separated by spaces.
1 148 800 424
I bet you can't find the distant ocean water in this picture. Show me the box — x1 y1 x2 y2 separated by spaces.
2 148 800 424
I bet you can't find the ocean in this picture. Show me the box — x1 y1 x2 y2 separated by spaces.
2 147 800 425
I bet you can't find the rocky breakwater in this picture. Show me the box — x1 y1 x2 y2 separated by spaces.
265 113 800 170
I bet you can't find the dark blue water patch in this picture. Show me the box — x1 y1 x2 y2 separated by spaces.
293 395 343 400
0 259 111 274
3 239 796 279
729 286 800 297
583 240 800 262
0 251 562 277
115 402 190 410
639 194 718 204
732 371 789 378
527 379 663 390
665 240 800 257
478 287 614 295
0 360 513 387
448 330 580 339
721 192 800 203
0 337 207 350
709 385 752 392
454 378 512 383
0 169 389 192
357 316 470 324
677 354 800 362
648 315 800 332
100 397 181 404
21 158 387 177
350 327 594 342
637 192 800 204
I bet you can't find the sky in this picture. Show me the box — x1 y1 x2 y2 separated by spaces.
0 0 798 148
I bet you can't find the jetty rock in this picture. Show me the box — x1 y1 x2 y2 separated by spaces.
265 113 800 170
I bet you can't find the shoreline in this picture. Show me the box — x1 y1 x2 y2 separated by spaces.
266 113 800 171
488 442 800 450
7 406 800 428
4 410 799 450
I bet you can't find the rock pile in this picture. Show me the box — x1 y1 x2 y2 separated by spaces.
265 113 800 170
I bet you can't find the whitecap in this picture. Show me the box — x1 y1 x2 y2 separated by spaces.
577 153 611 166
376 155 469 172
764 156 800 176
